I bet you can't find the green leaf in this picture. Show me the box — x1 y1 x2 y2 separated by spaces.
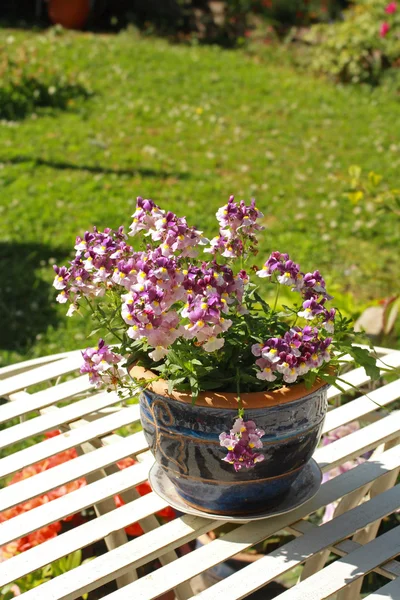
348 346 380 380
68 550 83 571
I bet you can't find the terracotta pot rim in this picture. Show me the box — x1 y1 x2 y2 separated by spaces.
129 364 329 409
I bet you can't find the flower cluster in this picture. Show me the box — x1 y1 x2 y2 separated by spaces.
55 194 376 471
180 262 246 352
252 326 332 384
55 198 251 370
129 196 207 258
257 251 336 333
206 195 264 258
80 339 123 387
53 225 133 311
219 418 265 471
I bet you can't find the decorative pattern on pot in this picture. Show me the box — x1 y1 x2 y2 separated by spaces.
139 380 328 515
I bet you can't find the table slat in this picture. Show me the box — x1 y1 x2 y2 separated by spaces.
0 352 81 380
0 356 83 397
327 352 400 402
0 390 126 450
0 376 93 424
288 520 400 581
275 525 400 600
182 485 400 600
0 429 147 512
365 577 400 599
0 491 168 588
315 410 400 471
0 405 140 479
18 515 217 600
0 459 153 547
322 378 400 434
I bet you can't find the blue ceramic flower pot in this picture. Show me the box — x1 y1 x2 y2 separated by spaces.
132 366 328 516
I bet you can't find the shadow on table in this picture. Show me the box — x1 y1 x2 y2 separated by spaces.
0 241 68 354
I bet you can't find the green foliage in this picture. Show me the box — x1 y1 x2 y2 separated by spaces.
0 551 89 598
305 0 400 84
0 38 91 120
256 0 344 27
0 28 399 368
342 165 400 238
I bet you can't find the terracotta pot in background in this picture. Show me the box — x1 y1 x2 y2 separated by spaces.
48 0 91 30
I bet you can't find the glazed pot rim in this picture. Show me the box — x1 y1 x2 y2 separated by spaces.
129 364 329 409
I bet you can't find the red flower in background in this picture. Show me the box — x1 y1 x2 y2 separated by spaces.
380 21 390 36
386 2 397 14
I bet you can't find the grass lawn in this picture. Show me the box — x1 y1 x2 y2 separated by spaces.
1 28 399 366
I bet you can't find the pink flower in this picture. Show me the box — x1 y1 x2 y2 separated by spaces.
385 2 397 14
380 22 390 37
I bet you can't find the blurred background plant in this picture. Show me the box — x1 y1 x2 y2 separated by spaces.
0 38 91 120
339 164 400 346
0 0 348 46
304 0 400 84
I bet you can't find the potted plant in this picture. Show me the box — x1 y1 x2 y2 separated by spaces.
53 195 379 516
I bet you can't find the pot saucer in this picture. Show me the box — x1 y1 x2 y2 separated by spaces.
149 459 322 524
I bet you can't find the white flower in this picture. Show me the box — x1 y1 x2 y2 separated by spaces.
83 256 94 271
149 346 168 361
297 363 309 376
261 347 280 363
323 321 334 333
56 290 68 304
277 272 295 286
298 307 315 320
66 303 76 316
53 276 66 290
256 367 277 382
283 369 298 384
203 336 224 352
256 266 270 278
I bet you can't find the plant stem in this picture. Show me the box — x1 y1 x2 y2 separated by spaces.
85 297 124 343
272 283 281 312
236 367 244 418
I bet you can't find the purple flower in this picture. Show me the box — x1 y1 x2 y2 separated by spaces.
322 308 336 333
207 196 264 258
53 265 70 290
298 297 326 321
254 327 332 383
220 418 265 471
257 253 333 307
80 340 123 388
255 358 277 381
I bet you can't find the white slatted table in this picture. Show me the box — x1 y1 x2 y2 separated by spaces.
1 347 400 600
